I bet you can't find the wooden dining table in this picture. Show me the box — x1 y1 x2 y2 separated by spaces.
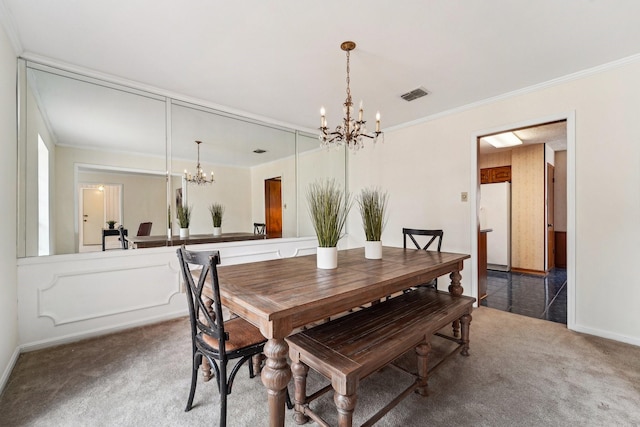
126 232 265 249
215 246 470 427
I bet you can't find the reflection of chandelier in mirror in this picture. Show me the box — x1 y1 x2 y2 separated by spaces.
319 41 383 150
184 140 215 185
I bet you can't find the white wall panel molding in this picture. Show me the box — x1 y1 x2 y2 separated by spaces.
18 237 319 350
38 262 179 326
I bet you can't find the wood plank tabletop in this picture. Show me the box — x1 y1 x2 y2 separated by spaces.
217 246 470 337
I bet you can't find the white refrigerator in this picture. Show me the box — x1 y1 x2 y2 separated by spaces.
480 182 511 271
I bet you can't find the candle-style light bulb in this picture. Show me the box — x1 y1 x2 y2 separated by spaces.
358 100 363 121
320 107 326 128
375 111 381 132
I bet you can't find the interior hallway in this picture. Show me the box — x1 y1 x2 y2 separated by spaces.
481 268 567 324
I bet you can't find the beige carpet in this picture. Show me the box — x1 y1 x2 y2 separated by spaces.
1 307 639 426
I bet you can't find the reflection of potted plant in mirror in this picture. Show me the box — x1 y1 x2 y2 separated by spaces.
208 203 225 236
306 179 352 269
106 220 117 230
177 205 191 239
357 187 389 259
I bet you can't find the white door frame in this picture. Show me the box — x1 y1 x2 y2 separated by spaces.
470 111 576 330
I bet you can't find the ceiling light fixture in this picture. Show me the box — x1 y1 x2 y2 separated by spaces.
184 140 214 185
319 41 383 150
482 132 523 148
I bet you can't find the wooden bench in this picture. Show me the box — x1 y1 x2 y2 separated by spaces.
285 287 475 427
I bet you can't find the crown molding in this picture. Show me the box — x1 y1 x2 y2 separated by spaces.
386 53 640 133
0 0 22 54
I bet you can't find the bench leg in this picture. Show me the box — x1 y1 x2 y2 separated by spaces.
291 360 310 425
415 341 432 396
460 313 472 356
334 392 357 427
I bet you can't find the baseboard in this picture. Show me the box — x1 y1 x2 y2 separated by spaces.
510 267 547 276
0 346 21 395
571 324 640 348
20 309 188 353
487 263 510 272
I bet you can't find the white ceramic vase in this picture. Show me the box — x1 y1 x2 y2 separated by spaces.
316 246 338 269
179 227 189 239
167 228 172 239
364 241 382 259
213 226 222 236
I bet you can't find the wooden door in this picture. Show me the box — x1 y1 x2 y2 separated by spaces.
547 163 555 270
264 178 282 238
82 188 104 245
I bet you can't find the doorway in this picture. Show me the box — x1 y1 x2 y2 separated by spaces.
82 188 104 246
78 184 123 251
477 119 569 324
264 177 282 238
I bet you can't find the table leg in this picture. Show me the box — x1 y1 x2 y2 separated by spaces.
448 270 463 296
262 338 291 427
334 392 357 427
102 233 106 251
449 270 464 337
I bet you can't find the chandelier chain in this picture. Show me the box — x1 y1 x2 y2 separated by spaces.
345 50 351 102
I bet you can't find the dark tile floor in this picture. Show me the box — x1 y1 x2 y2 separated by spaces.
480 268 567 324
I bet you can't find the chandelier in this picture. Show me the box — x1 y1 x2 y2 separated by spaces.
319 41 382 150
184 140 214 185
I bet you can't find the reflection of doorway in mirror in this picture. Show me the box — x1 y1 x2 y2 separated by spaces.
264 177 282 238
82 188 104 246
78 184 123 251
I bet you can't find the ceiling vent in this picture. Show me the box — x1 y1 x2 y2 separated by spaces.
253 148 267 154
400 87 429 102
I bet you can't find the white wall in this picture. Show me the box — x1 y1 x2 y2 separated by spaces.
0 25 18 391
171 159 253 235
349 58 640 346
298 144 347 238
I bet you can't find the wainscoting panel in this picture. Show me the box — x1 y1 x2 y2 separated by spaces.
38 262 179 326
17 237 318 351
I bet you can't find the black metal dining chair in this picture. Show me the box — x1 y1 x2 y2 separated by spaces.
402 228 444 289
118 225 128 249
177 247 268 427
253 222 266 236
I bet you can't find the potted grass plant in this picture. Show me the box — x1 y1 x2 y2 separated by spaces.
177 204 192 239
306 179 352 269
106 220 117 230
208 203 225 236
357 187 389 259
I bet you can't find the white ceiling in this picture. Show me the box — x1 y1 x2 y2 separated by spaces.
478 121 567 154
4 1 640 144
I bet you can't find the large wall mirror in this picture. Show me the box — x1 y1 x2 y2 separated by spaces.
17 60 346 257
